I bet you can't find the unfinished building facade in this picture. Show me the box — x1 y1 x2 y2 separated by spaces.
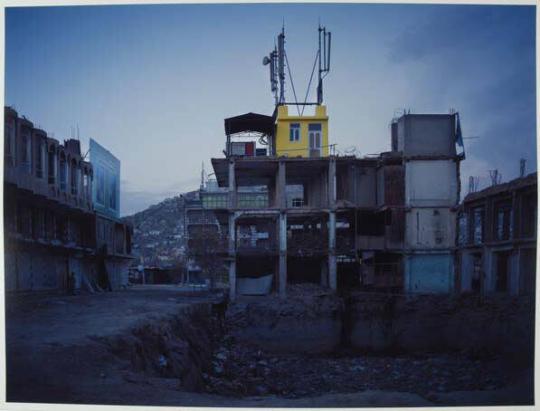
4 107 133 292
194 109 464 299
395 114 463 293
457 172 537 296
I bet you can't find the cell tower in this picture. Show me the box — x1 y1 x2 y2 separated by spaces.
317 25 331 105
263 24 332 107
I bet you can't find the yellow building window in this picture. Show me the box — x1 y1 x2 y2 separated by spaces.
290 123 300 142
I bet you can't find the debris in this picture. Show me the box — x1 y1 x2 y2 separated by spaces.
216 352 227 361
158 355 168 368
203 329 508 399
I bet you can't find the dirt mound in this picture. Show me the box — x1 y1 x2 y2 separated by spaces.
102 304 218 391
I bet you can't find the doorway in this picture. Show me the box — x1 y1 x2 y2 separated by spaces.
308 124 322 157
495 251 511 293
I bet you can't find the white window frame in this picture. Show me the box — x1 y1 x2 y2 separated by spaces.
289 123 301 142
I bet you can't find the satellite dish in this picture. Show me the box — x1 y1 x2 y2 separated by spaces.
262 55 271 66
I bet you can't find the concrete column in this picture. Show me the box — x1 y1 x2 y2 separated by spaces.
348 163 357 204
228 212 237 301
328 157 336 208
228 159 236 209
279 212 287 297
229 259 236 301
276 160 286 209
328 211 337 290
320 258 328 287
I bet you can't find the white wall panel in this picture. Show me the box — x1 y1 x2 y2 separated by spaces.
405 160 458 206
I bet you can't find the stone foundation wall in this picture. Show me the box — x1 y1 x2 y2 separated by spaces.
349 294 534 366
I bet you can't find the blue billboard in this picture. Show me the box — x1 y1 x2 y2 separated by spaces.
90 138 120 219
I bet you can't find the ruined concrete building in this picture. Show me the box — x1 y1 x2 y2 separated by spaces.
204 109 464 299
4 106 133 292
182 26 466 299
457 172 537 295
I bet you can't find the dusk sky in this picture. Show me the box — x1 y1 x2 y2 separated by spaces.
5 3 536 216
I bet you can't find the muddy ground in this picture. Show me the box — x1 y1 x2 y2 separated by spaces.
5 285 534 407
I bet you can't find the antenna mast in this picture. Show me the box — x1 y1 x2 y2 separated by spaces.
277 26 286 104
263 39 280 105
317 25 331 105
263 24 331 107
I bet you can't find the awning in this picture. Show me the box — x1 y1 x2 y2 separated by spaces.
224 112 274 136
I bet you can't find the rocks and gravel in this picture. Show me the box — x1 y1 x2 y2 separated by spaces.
203 334 508 399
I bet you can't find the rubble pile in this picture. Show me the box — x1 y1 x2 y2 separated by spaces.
203 325 508 399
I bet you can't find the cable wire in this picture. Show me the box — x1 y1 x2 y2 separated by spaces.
284 51 301 116
301 51 320 116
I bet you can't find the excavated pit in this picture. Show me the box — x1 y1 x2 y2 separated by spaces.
100 302 222 392
101 286 533 404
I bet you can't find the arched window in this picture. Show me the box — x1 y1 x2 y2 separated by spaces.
20 129 32 173
4 118 15 165
59 152 67 192
48 146 56 184
71 159 78 195
35 136 46 179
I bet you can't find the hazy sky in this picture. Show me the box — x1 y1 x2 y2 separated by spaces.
5 3 536 216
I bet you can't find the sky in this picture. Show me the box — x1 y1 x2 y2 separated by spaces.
5 2 537 216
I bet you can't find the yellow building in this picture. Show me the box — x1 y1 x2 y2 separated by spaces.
274 105 329 158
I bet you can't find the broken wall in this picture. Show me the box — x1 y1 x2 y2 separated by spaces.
405 208 456 249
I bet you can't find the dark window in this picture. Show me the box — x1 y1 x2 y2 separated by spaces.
56 216 66 242
16 203 23 234
36 139 44 178
71 161 78 195
59 156 66 191
521 192 536 238
292 198 304 207
458 212 468 245
48 150 56 184
495 251 510 293
357 210 386 236
21 131 31 173
5 120 15 163
471 253 482 293
471 207 484 244
495 201 512 241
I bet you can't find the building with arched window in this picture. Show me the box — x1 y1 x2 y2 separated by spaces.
3 106 133 293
